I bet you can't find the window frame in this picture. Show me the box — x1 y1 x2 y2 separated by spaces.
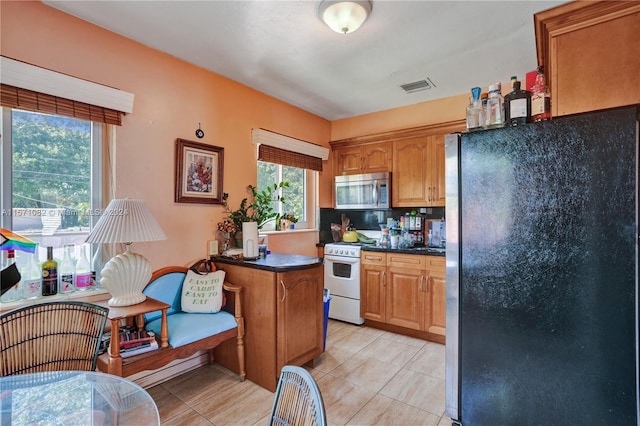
256 160 317 232
1 107 103 257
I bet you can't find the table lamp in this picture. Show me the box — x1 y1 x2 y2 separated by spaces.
86 199 166 306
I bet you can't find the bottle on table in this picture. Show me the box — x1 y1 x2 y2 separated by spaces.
75 244 93 291
59 244 75 294
91 244 104 288
22 245 42 300
504 79 531 126
42 246 58 296
531 66 552 122
1 250 21 302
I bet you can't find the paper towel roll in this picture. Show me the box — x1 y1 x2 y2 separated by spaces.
242 221 259 258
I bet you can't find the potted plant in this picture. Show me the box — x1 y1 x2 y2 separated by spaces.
227 182 290 231
278 213 298 230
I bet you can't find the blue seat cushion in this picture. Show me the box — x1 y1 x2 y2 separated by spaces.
142 272 186 323
146 311 237 348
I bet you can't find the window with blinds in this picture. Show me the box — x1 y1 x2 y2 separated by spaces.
1 84 123 125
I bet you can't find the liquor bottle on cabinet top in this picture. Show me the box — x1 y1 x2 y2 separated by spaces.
531 66 552 122
22 246 42 299
75 245 92 291
466 87 484 131
504 80 531 126
481 92 489 128
59 244 75 293
486 83 505 128
42 246 58 296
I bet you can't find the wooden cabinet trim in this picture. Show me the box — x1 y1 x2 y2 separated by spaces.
329 120 465 149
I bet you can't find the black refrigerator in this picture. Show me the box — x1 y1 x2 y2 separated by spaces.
444 106 639 425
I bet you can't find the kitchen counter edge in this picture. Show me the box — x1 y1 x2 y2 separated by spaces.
212 252 323 272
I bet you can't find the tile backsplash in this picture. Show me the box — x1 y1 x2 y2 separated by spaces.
318 207 445 243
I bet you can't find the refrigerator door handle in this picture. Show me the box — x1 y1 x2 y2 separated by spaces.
444 133 461 422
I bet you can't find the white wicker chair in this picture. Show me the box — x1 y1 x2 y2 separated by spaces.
269 365 327 426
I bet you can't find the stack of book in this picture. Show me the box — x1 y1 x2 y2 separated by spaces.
107 326 159 358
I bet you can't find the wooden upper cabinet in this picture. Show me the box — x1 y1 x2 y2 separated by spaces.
427 134 446 207
534 1 640 117
330 121 465 207
393 135 445 207
393 137 428 206
363 142 392 173
333 141 392 176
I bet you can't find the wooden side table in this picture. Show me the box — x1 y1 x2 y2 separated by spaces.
97 297 170 377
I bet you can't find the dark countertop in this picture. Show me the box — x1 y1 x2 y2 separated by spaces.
317 241 445 257
362 245 446 256
212 252 323 272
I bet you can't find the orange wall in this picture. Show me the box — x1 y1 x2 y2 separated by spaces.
330 93 468 141
1 1 331 268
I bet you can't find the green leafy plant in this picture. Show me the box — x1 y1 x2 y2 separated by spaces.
228 182 290 230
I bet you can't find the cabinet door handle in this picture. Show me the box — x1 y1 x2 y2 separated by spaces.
280 280 286 302
382 271 386 287
424 276 429 292
419 275 424 292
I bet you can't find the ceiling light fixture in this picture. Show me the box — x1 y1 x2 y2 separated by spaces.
318 1 373 35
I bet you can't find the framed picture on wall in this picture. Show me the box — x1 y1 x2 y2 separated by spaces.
175 138 224 204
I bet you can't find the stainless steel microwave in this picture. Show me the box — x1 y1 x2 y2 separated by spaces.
334 172 391 210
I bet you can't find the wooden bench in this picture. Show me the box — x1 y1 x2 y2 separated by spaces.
96 266 245 382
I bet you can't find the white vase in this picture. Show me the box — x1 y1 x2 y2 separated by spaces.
242 221 259 258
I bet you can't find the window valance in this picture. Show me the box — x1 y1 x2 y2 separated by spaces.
252 128 329 172
0 56 134 125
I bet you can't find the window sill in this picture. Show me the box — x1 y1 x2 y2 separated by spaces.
259 228 318 236
0 288 110 313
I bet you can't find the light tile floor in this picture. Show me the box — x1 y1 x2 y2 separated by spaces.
149 320 450 425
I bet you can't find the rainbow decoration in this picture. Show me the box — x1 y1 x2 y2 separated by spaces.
0 228 37 253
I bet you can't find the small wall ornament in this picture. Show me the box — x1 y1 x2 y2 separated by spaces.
195 123 204 139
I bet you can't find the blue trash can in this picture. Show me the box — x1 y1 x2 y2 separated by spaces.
323 289 331 351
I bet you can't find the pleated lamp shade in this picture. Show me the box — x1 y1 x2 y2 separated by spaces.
86 199 166 244
86 199 166 306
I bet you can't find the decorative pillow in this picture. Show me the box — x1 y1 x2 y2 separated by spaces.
181 269 225 313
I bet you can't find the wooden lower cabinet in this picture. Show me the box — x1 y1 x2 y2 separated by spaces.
425 257 446 338
213 263 323 391
361 252 387 322
361 252 445 342
277 268 325 371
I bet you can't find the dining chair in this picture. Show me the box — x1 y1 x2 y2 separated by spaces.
0 301 108 376
269 365 327 426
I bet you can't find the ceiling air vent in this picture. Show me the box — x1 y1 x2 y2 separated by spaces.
400 78 436 94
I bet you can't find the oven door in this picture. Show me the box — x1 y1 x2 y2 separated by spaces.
323 254 360 299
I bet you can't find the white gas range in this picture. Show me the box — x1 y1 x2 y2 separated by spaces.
323 242 368 325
